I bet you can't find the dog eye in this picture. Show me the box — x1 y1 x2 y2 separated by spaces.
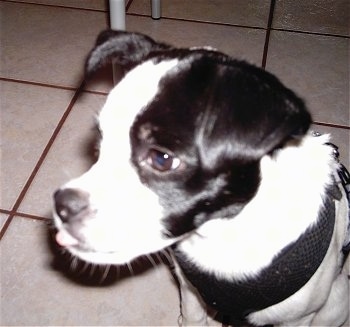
146 148 181 172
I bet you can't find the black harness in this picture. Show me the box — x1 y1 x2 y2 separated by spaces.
327 142 350 255
174 140 350 323
174 184 339 321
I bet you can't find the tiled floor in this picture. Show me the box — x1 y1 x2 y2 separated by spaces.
1 0 349 326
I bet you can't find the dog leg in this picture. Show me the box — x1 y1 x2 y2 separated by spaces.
172 257 208 326
310 271 349 326
275 314 315 327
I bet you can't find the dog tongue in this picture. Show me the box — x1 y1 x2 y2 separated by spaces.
56 230 79 247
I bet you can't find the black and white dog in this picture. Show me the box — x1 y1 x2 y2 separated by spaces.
53 30 350 326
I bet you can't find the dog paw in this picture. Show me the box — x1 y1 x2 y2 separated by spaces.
178 314 208 326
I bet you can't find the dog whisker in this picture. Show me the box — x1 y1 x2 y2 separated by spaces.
69 256 79 272
160 248 174 266
154 252 165 267
88 263 97 277
98 264 111 284
146 254 158 269
116 265 120 280
126 262 134 276
145 253 164 279
57 246 66 256
78 261 91 275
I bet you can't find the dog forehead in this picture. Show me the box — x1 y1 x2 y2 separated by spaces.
98 58 180 133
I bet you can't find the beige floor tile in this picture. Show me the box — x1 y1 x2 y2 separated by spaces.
9 0 107 10
266 31 349 127
85 15 267 92
2 1 349 326
1 1 108 88
17 92 105 217
1 81 74 211
65 13 267 93
273 0 350 36
126 15 266 66
17 14 266 217
0 216 181 326
129 0 271 28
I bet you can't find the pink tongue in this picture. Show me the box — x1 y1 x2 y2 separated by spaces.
56 230 79 247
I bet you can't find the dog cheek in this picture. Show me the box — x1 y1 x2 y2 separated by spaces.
85 182 171 248
59 154 176 255
80 207 177 262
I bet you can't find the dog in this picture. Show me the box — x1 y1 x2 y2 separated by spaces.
53 30 350 326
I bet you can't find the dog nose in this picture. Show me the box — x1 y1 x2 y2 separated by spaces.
54 188 89 223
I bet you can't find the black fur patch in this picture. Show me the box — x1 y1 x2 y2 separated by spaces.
130 51 311 237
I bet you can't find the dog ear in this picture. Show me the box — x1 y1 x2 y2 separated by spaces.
244 85 312 159
85 30 171 76
199 65 312 165
237 84 312 160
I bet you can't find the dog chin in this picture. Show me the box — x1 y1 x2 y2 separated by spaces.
62 246 140 265
55 232 174 265
54 215 178 265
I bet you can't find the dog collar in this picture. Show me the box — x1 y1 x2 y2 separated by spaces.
174 183 340 322
326 140 350 255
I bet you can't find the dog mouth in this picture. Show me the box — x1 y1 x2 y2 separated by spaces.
54 227 131 264
55 228 83 247
53 212 117 259
55 227 100 254
53 220 180 265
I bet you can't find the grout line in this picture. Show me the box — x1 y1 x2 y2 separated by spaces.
3 0 266 31
0 212 49 240
127 12 267 31
0 208 50 221
0 81 86 240
313 121 350 130
130 9 349 40
0 216 13 239
0 77 77 91
12 212 50 221
3 0 349 40
0 209 12 215
83 89 109 96
0 76 109 96
261 0 276 69
2 0 107 13
126 0 134 12
270 27 350 39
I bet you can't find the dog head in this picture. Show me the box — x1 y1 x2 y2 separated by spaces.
53 30 311 265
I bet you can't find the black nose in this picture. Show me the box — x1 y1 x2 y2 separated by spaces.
54 188 90 223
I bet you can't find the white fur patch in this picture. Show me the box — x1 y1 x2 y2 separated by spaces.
57 59 181 265
177 134 338 279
